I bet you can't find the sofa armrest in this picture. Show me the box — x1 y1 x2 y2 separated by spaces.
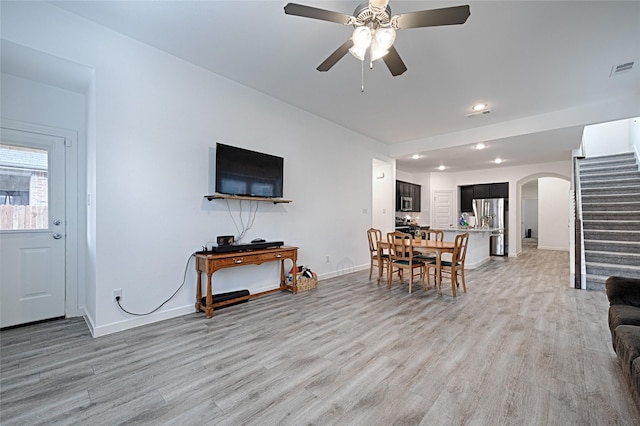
606 276 640 306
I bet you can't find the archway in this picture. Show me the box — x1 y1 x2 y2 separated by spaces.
515 172 570 256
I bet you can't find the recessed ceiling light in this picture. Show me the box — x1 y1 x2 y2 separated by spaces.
494 158 503 164
474 143 487 150
438 165 446 171
472 103 487 111
411 154 421 159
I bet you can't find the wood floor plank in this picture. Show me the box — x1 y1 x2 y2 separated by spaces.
2 245 640 425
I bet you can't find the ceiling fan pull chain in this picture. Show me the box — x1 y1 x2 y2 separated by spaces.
361 58 365 92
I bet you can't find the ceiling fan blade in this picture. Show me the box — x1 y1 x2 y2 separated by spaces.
284 3 353 25
382 46 407 76
317 39 355 72
395 5 470 30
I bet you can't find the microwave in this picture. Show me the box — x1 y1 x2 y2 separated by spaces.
400 196 413 211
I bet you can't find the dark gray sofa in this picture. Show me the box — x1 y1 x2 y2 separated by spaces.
606 276 640 409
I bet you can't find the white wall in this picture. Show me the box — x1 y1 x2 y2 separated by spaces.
2 1 391 336
372 160 394 235
631 117 640 159
537 177 570 250
582 118 635 157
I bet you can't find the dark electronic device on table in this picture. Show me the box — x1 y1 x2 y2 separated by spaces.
197 240 285 254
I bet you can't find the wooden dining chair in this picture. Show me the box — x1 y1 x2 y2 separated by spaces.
414 230 444 262
387 231 426 294
427 232 469 297
367 228 388 281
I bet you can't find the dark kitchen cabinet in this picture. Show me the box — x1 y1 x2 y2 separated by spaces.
396 180 421 212
411 184 421 212
490 182 509 198
473 184 491 199
396 181 407 210
460 182 509 212
460 186 474 212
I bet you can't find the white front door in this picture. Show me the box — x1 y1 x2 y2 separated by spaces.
0 128 66 327
433 190 454 229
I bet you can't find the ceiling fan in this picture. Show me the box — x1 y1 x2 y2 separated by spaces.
284 0 470 77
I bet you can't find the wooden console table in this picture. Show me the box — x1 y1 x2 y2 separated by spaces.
195 246 298 318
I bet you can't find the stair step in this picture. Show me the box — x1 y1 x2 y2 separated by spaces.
584 250 640 266
579 153 637 165
583 211 640 221
580 177 640 188
581 171 640 182
582 201 640 212
584 240 640 254
583 229 640 241
585 274 607 291
582 220 640 231
582 194 640 204
581 186 640 195
580 164 639 176
586 263 640 278
580 157 637 167
585 262 640 280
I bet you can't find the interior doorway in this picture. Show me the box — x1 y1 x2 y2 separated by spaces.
372 159 394 236
516 173 571 256
522 180 538 245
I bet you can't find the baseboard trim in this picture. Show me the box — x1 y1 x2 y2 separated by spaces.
537 246 570 251
90 305 195 338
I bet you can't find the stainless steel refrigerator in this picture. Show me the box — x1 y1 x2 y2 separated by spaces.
472 198 508 256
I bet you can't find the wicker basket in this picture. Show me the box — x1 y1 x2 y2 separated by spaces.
296 276 318 292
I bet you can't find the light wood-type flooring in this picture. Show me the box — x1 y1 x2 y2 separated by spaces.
2 246 640 425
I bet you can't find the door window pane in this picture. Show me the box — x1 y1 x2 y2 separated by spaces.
0 144 48 230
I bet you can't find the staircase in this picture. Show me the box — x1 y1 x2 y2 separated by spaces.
579 152 640 291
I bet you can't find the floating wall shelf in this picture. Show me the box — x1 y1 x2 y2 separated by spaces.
204 194 292 204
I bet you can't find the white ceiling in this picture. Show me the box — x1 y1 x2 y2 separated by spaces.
32 1 640 172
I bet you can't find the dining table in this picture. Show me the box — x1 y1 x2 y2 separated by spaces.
378 238 456 296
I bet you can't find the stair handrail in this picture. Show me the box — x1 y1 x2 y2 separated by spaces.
573 155 586 289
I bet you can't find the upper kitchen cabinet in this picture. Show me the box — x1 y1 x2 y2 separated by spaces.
460 186 474 212
473 184 492 199
411 184 421 212
490 182 509 198
396 180 421 212
460 182 509 212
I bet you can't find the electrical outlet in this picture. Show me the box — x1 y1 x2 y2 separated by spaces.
112 289 122 302
326 255 330 263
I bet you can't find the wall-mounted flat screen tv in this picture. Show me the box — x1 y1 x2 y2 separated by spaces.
215 143 284 198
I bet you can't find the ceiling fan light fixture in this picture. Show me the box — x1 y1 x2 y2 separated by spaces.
375 27 396 50
351 26 372 49
370 46 389 61
349 45 367 61
369 34 390 62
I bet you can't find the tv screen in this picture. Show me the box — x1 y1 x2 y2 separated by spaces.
215 143 284 198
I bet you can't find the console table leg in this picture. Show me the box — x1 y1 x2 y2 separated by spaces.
195 269 202 312
205 273 214 318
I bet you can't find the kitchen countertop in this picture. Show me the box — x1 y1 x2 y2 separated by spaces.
433 227 503 233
